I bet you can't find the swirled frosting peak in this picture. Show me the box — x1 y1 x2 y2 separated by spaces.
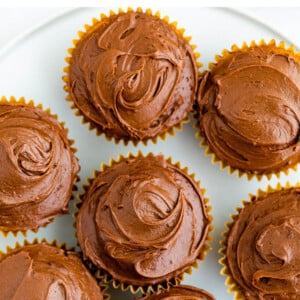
68 11 198 142
0 103 79 231
76 155 210 286
226 187 300 299
197 44 300 174
0 243 104 300
136 285 216 300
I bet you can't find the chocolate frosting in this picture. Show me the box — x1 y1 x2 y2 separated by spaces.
197 45 300 174
0 104 79 231
226 187 300 299
76 155 210 286
0 243 103 300
136 285 216 299
69 11 197 142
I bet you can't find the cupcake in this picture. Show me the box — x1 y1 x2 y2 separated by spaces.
0 241 106 299
196 40 300 178
0 96 79 232
76 153 211 293
135 285 216 299
220 183 300 299
64 8 199 144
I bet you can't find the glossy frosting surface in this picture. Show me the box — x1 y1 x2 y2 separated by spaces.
76 155 210 286
69 11 197 142
0 104 79 231
198 45 300 174
136 285 215 299
226 187 300 299
0 243 103 300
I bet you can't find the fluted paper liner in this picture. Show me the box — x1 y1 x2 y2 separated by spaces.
194 39 300 181
0 238 110 300
74 151 213 295
0 96 80 237
63 7 201 146
135 284 216 299
219 181 300 299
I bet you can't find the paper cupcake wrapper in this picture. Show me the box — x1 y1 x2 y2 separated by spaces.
0 238 110 300
208 39 300 70
219 181 300 299
0 96 80 236
135 284 216 300
63 7 201 146
0 237 75 255
194 39 300 181
74 150 213 295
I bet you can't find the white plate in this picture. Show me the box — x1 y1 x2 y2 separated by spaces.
0 7 299 300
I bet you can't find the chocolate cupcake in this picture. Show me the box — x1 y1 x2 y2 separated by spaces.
136 285 216 299
0 241 106 299
197 40 300 178
220 183 300 299
64 8 199 144
76 153 211 293
0 96 79 233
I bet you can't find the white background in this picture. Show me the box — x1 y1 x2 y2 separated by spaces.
0 6 299 300
1 7 300 49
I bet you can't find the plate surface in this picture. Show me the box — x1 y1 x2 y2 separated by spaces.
0 7 299 300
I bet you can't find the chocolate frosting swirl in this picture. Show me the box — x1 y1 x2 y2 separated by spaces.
0 243 103 300
0 104 79 231
76 155 210 286
136 285 216 299
69 11 197 142
197 44 300 174
226 187 300 299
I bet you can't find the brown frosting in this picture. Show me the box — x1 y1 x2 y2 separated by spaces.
197 44 300 174
0 103 79 231
0 243 103 300
76 155 210 286
69 11 197 142
226 187 300 299
136 285 216 299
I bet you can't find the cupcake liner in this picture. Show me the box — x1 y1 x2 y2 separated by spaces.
219 181 300 299
195 39 300 181
135 284 216 299
63 7 201 146
0 96 80 235
0 238 110 300
0 227 34 239
97 271 184 295
74 151 213 295
0 237 75 255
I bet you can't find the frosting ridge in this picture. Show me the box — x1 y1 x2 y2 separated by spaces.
69 11 197 142
198 44 300 174
0 104 79 231
226 187 300 299
0 243 103 300
76 155 210 286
